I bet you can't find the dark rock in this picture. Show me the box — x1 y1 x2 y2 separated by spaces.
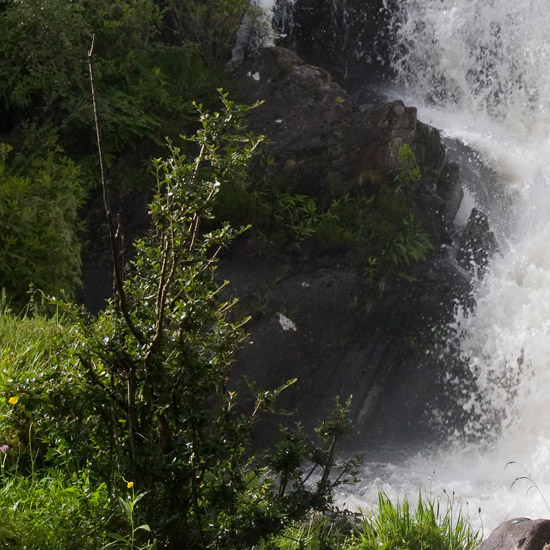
235 46 462 242
225 246 473 448
226 46 476 447
480 518 550 550
231 266 376 440
234 46 354 198
457 208 500 274
275 0 394 101
340 100 418 173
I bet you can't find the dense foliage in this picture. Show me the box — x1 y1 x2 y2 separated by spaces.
0 0 168 158
0 98 361 549
0 1 460 548
165 0 260 65
0 0 256 302
0 144 84 306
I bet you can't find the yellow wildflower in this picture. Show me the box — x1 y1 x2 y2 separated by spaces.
127 481 134 489
8 396 18 405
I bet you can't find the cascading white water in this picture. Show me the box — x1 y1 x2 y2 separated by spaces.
339 0 550 534
231 0 289 64
257 0 550 534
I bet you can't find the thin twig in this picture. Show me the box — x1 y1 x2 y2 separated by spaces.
87 35 143 343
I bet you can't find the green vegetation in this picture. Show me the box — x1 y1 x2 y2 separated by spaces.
214 149 432 288
0 98 361 549
0 1 455 547
0 471 112 550
0 310 133 549
347 492 481 550
0 144 84 307
1 0 170 159
0 0 256 301
166 0 261 65
260 514 354 550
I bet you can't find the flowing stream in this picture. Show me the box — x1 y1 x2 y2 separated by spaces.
339 0 550 534
260 0 550 535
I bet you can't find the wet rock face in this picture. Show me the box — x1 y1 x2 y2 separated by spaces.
458 208 500 274
236 47 462 244
224 248 470 448
275 0 394 98
480 518 550 550
227 264 380 444
228 47 473 447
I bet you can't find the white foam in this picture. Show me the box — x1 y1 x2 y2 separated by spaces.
342 1 550 532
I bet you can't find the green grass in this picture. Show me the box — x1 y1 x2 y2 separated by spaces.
0 469 111 550
258 513 353 550
0 309 70 452
0 310 116 548
347 491 481 550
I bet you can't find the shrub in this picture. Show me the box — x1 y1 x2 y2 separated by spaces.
0 0 258 175
0 0 91 112
25 95 350 548
0 309 154 549
0 96 359 549
214 142 431 283
0 144 84 307
215 179 432 287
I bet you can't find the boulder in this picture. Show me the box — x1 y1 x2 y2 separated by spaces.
480 518 550 550
233 45 354 172
457 208 500 274
227 47 475 447
235 46 462 243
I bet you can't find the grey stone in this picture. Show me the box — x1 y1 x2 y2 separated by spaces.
480 518 550 550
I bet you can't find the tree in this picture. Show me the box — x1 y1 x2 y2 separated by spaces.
60 95 273 547
5 93 357 549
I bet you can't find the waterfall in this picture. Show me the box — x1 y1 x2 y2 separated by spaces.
256 0 550 533
231 0 289 64
340 0 550 532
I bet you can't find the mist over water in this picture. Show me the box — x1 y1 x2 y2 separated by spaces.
343 0 550 532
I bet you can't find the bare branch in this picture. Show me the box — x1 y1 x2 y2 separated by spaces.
87 35 143 343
